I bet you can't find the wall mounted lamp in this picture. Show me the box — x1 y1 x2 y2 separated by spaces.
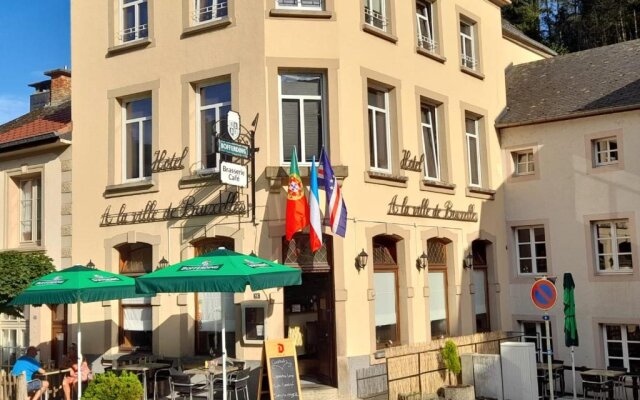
416 251 429 270
86 259 96 269
464 251 474 270
157 256 169 270
249 251 257 257
356 249 368 271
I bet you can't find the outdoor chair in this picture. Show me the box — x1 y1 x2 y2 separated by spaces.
552 359 566 395
607 366 629 400
537 369 550 400
168 372 209 400
212 368 250 400
154 367 180 400
581 372 610 400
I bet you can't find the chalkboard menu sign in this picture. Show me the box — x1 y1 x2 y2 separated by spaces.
262 339 302 400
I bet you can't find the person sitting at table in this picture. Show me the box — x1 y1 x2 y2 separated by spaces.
11 346 49 400
62 345 92 400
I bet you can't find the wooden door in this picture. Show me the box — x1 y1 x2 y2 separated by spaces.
50 304 67 368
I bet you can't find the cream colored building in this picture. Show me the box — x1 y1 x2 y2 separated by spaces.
499 40 640 393
70 0 552 396
0 69 73 368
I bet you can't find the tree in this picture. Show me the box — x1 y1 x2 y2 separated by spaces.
0 251 55 317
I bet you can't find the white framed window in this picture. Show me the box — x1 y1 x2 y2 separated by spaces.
364 0 388 31
123 97 152 181
276 0 322 10
416 1 436 52
421 103 440 181
197 81 231 171
19 178 41 244
120 0 148 43
368 87 391 173
460 20 476 69
521 321 553 363
515 226 547 274
280 73 325 164
593 137 618 167
513 150 535 176
604 324 640 373
593 220 633 272
193 0 228 23
465 116 481 187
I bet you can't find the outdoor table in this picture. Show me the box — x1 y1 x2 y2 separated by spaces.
582 369 626 400
39 369 71 400
183 365 239 400
119 362 170 399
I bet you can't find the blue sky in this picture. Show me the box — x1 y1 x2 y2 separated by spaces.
0 1 70 125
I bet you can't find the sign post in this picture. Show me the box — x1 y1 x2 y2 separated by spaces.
531 277 558 400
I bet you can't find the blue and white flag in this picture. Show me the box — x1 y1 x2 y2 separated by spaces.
319 149 347 237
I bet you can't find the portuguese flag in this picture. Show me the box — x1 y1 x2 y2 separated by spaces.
286 147 309 240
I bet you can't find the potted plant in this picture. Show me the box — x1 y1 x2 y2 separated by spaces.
440 340 474 400
82 371 143 400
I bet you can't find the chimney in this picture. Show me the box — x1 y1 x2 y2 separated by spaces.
27 68 71 111
46 68 71 106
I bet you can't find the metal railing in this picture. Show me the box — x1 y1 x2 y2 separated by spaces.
0 347 26 371
364 7 389 31
418 35 438 52
119 24 149 42
192 1 229 23
461 54 478 69
276 0 322 8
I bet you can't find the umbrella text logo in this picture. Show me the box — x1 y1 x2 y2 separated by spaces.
179 261 223 271
245 260 270 268
90 275 121 283
35 276 66 286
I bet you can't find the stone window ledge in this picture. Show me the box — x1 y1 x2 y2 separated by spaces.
466 186 495 200
265 165 348 192
362 24 398 44
365 171 408 188
104 180 157 198
460 66 485 80
416 48 447 64
5 245 46 253
269 9 333 19
420 180 455 195
181 18 232 39
178 173 222 189
106 38 152 58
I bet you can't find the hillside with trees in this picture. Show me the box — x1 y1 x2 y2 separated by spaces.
503 0 640 53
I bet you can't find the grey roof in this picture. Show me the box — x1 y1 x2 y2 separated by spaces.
497 39 640 127
502 20 557 57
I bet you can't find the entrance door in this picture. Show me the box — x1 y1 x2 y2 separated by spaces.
284 272 335 385
50 304 67 368
472 240 490 333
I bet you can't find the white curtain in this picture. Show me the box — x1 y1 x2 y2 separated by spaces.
473 270 487 314
199 293 235 332
429 272 447 321
374 272 397 327
123 307 152 331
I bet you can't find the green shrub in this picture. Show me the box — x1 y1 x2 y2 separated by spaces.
82 371 143 400
441 339 461 385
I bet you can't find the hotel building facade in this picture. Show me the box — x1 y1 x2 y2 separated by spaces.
70 0 552 396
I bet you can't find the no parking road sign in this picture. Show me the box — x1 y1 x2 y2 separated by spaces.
531 278 557 311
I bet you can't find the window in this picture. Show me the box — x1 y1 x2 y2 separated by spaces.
280 73 325 164
373 235 400 348
465 116 481 187
364 0 388 31
123 97 152 181
515 226 547 274
19 178 41 244
242 302 267 344
368 87 391 173
416 1 436 52
427 239 449 338
193 237 236 357
197 81 231 171
420 103 440 181
593 220 633 272
193 0 228 23
460 20 476 69
120 0 148 43
604 324 640 373
276 0 322 10
117 242 153 351
593 137 618 167
513 150 535 176
521 321 553 363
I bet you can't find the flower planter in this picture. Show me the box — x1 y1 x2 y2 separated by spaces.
443 384 475 400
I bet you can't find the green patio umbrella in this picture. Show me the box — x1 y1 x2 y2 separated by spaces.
10 265 152 400
563 272 579 399
135 248 302 400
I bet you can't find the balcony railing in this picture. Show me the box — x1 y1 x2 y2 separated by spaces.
418 35 438 52
192 1 229 23
364 7 388 31
461 54 477 69
276 0 322 9
119 24 148 42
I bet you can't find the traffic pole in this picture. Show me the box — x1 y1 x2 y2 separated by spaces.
544 312 554 400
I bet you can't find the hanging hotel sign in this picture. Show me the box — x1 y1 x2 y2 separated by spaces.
99 192 247 226
400 150 423 173
220 161 247 187
387 195 478 222
227 110 241 141
219 139 250 159
151 147 189 173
